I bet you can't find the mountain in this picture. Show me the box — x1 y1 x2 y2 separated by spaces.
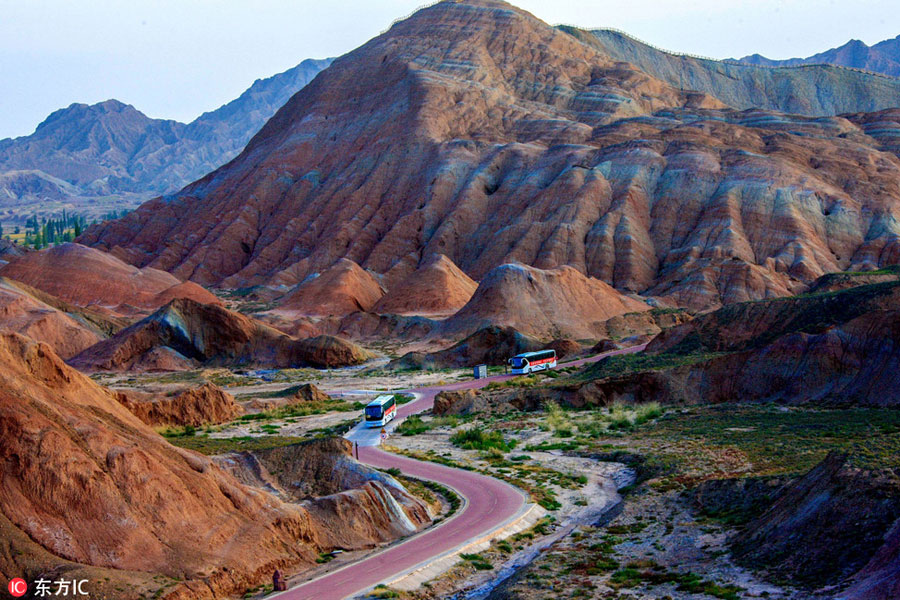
736 36 900 78
0 58 332 223
578 28 900 116
80 0 900 313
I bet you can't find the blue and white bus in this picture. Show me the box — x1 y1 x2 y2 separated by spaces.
364 395 398 427
508 349 557 375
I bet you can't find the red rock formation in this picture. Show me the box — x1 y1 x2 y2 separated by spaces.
0 243 220 315
70 298 371 372
80 0 900 313
0 334 431 599
374 254 478 316
274 258 384 317
443 263 649 339
115 383 242 427
0 332 322 596
546 339 583 360
0 278 100 358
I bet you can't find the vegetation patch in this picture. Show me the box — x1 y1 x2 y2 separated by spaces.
450 427 516 452
238 398 364 421
166 435 307 455
576 351 725 381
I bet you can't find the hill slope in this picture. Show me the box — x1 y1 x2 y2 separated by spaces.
578 28 900 116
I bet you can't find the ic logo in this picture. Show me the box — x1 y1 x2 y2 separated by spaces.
8 578 27 597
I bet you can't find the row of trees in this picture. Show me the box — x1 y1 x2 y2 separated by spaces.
1 210 97 249
2 209 131 250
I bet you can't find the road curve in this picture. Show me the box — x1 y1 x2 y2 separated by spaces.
275 344 646 600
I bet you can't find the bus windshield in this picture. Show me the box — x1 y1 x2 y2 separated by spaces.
510 357 528 368
365 405 384 419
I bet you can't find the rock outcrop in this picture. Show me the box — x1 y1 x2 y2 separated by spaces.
391 325 544 370
374 254 478 316
245 383 333 412
433 389 483 416
443 263 649 339
274 258 385 317
115 383 242 427
0 238 26 263
0 243 219 315
216 437 432 545
81 0 900 314
732 452 900 591
70 298 371 372
804 265 900 294
571 281 900 407
595 309 693 341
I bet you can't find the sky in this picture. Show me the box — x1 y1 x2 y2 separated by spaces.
1 0 898 139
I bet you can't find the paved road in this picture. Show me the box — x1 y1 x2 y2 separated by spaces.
275 344 646 600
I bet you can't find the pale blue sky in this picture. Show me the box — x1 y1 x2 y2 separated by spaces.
1 0 898 139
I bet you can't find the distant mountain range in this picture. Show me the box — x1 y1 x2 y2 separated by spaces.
736 36 900 78
0 58 332 224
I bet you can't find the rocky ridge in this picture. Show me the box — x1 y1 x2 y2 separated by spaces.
69 298 371 372
115 383 242 427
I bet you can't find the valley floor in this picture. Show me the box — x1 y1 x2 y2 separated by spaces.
103 358 900 600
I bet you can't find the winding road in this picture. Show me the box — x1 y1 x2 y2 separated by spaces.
273 344 646 600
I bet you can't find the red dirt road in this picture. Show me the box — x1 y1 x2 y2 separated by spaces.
276 344 645 600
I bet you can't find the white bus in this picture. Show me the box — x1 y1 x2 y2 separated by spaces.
364 394 398 427
508 349 557 375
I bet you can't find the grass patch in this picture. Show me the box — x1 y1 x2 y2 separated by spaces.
450 428 516 452
166 435 307 455
577 351 725 381
581 405 900 489
484 375 541 390
238 398 363 421
396 415 429 436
